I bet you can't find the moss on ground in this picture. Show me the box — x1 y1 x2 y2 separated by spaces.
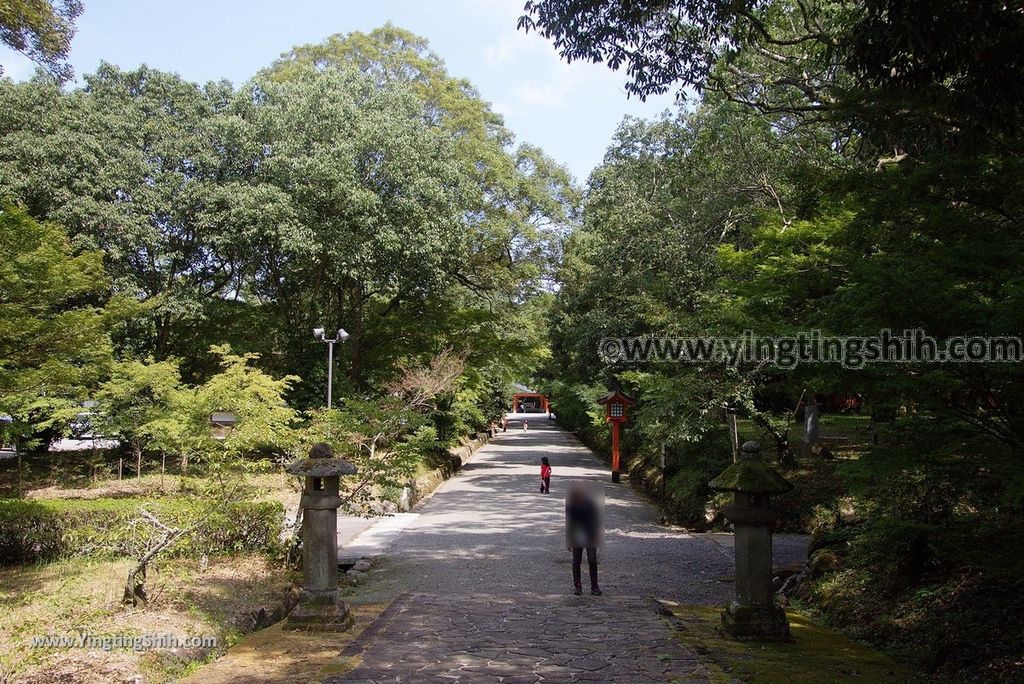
667 604 921 684
180 603 388 684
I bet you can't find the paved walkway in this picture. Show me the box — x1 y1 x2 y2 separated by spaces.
332 417 807 682
328 594 708 683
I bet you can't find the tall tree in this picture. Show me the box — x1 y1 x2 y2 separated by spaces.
0 65 247 372
0 0 81 81
0 205 127 427
228 64 477 388
266 26 577 382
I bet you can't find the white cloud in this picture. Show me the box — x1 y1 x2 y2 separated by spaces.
512 54 626 109
491 100 517 117
514 80 568 107
483 30 547 64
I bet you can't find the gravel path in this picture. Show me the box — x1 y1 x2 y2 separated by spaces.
333 418 808 682
328 593 710 684
354 418 805 604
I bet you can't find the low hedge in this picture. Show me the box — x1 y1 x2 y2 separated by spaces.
0 497 283 565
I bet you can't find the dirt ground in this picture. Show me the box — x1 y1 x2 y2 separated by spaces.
0 554 296 683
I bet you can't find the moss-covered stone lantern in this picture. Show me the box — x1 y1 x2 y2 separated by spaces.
284 442 357 631
709 440 793 641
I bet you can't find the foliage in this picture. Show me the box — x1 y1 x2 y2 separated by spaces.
294 350 470 514
0 0 81 81
0 496 283 565
0 29 573 395
92 358 182 476
0 205 129 430
297 403 432 515
520 0 1024 144
533 4 1024 679
146 345 299 490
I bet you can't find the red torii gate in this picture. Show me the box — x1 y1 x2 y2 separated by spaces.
511 392 549 414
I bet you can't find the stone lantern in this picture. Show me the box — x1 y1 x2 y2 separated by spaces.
709 440 793 641
284 442 357 631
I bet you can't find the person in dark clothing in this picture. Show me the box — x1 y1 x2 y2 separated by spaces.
540 457 551 493
565 483 602 595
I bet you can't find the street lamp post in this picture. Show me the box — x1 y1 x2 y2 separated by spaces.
313 327 349 409
661 443 668 524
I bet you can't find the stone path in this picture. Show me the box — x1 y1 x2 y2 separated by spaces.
329 417 807 682
328 593 709 684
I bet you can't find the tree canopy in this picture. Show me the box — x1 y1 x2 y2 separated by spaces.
0 205 128 428
0 28 575 402
0 0 81 81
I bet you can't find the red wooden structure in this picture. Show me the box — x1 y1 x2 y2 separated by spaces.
512 392 549 414
597 391 635 482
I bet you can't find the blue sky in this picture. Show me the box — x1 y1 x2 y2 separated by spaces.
0 0 678 182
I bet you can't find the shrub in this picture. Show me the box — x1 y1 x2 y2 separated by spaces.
0 497 283 565
660 432 733 528
549 381 607 447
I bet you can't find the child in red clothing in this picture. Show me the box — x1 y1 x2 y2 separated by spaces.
540 456 551 494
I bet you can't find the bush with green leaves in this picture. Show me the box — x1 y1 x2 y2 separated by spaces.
297 400 439 515
0 497 283 565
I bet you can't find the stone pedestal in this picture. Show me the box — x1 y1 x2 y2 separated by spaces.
709 441 793 641
284 443 357 632
721 600 791 640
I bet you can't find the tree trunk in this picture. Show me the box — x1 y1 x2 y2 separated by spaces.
135 446 142 481
348 282 364 386
727 411 740 462
752 412 795 466
16 442 22 497
122 511 186 606
161 453 166 489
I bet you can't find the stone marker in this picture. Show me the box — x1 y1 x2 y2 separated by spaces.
709 440 793 641
803 395 820 454
284 442 357 631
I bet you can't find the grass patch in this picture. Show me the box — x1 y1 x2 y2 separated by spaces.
0 554 295 683
178 603 389 684
667 603 920 684
0 496 284 564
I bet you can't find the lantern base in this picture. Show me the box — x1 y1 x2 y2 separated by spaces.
284 591 353 632
720 600 791 641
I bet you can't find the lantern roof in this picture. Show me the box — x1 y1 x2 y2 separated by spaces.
287 443 358 477
597 391 635 406
709 441 792 495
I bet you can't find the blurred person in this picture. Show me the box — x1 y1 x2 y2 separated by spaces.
565 483 603 595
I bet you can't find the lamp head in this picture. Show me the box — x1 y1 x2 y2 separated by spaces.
337 328 350 342
313 327 325 341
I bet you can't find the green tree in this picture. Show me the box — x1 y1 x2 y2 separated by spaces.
182 345 299 487
0 205 127 429
0 65 249 372
93 358 182 480
0 0 81 81
0 30 574 399
260 26 577 392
